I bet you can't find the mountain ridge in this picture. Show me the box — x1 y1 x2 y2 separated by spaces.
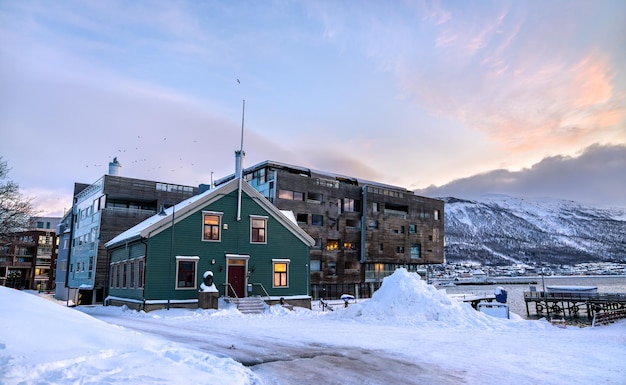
441 194 626 266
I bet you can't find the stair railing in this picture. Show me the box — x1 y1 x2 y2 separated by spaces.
222 283 239 300
250 283 271 300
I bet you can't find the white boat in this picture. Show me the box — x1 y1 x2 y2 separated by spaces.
546 286 598 293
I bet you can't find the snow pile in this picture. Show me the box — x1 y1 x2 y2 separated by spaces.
340 268 502 327
0 286 260 385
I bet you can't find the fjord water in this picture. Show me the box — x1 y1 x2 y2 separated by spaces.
439 275 626 320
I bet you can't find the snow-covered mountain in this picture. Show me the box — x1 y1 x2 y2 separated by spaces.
442 194 626 265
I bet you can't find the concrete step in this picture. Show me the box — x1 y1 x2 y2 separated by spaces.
233 297 267 314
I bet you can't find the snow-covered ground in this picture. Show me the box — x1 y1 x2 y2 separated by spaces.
2 269 625 384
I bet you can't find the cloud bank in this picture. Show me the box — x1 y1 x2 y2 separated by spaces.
416 144 626 207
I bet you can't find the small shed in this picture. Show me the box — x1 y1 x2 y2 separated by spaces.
104 178 314 311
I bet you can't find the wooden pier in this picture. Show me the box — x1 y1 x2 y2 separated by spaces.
524 291 626 323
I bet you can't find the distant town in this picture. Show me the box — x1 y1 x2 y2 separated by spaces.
430 261 626 285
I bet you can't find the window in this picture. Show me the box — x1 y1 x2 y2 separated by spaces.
396 246 405 254
326 239 339 250
379 243 384 251
311 214 323 226
372 202 378 212
343 242 357 250
273 260 289 287
296 213 308 223
409 224 417 234
122 263 127 288
110 265 115 287
278 190 304 201
346 219 360 228
202 213 222 241
327 262 336 275
343 198 359 212
176 257 198 289
251 216 267 243
410 244 421 259
116 264 120 288
368 220 378 229
434 210 440 221
138 259 144 288
310 260 321 272
130 261 135 288
307 192 322 203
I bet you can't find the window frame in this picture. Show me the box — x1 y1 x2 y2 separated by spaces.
175 256 199 290
250 215 268 244
130 260 135 288
138 258 145 288
272 259 290 288
202 211 223 242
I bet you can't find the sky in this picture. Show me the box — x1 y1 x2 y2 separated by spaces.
1 0 625 217
2 269 626 384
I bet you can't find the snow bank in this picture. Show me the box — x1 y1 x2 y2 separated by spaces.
339 268 517 328
0 286 260 385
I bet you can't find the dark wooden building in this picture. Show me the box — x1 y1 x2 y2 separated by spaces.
215 160 445 299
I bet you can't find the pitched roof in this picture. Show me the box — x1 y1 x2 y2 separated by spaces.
105 178 315 248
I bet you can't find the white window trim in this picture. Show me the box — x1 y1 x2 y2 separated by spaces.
272 259 290 289
175 256 199 290
202 211 223 242
250 215 268 244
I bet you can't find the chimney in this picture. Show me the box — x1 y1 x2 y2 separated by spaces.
108 157 121 176
235 150 245 179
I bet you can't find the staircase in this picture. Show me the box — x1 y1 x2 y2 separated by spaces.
233 297 267 314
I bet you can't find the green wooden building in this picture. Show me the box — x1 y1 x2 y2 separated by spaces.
104 178 315 311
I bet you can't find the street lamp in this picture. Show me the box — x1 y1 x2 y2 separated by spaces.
159 204 175 310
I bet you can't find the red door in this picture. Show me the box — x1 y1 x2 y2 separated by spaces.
227 265 246 298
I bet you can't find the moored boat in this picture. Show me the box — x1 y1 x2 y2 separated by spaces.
546 285 598 293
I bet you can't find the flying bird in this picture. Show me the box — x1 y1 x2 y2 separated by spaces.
237 79 240 84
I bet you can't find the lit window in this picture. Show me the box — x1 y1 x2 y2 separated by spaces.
434 210 440 220
203 213 222 241
278 190 293 200
343 242 357 250
273 260 289 287
176 258 197 289
251 216 267 243
326 239 339 250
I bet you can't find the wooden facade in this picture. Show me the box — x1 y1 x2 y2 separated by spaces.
105 178 314 311
215 161 445 299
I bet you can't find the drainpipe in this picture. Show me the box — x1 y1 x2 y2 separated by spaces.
360 186 367 263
